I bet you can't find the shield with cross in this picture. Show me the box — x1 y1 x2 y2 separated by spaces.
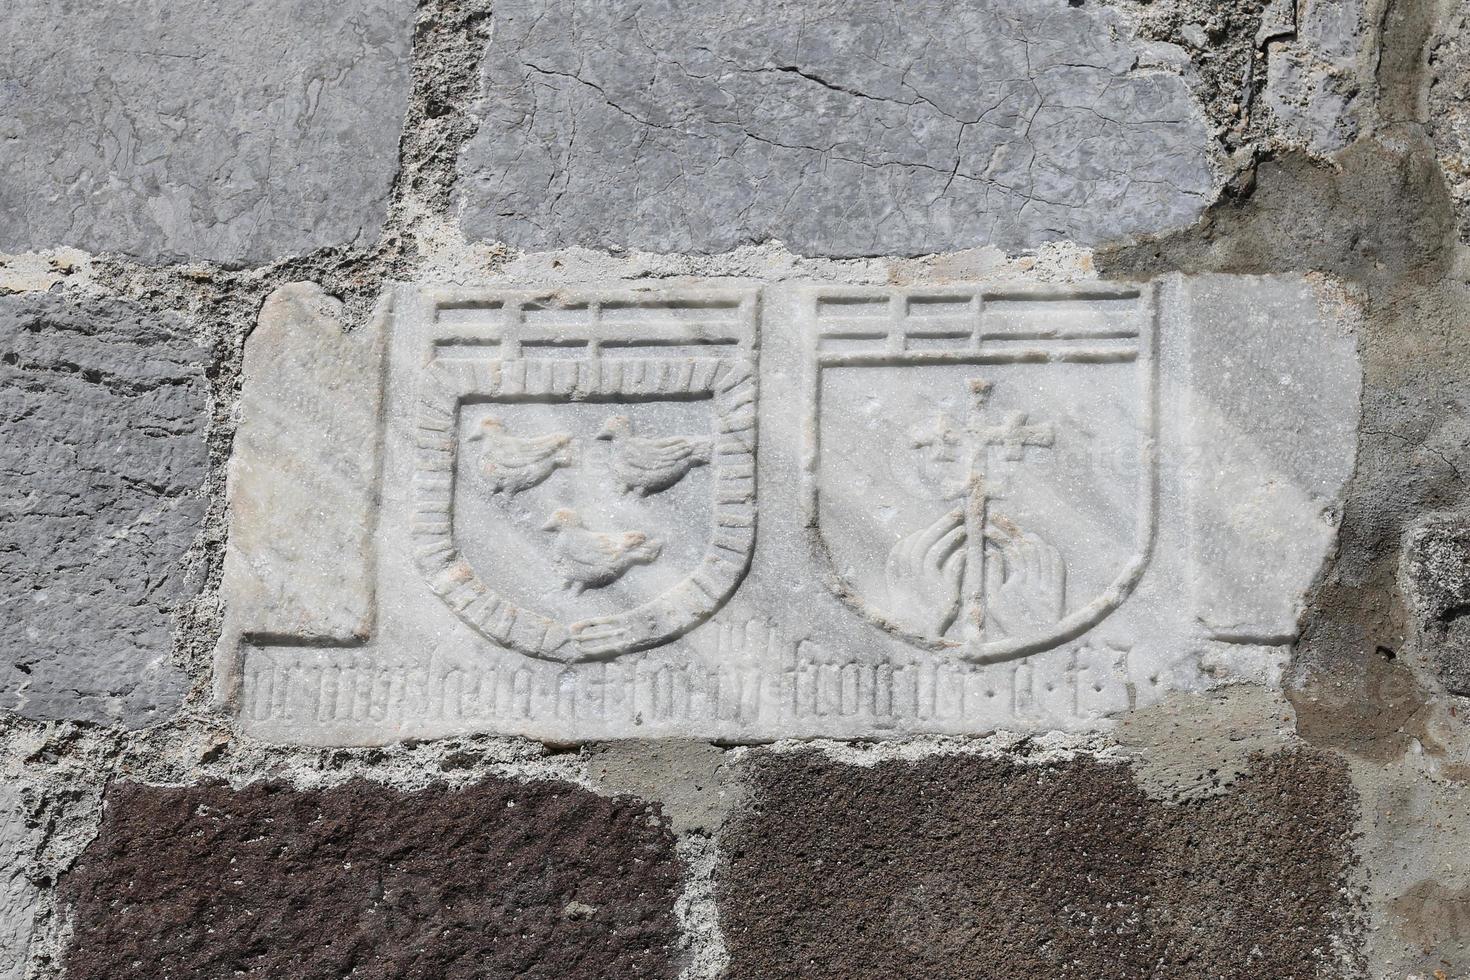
803 285 1158 663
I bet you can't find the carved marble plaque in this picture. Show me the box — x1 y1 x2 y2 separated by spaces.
221 275 1360 744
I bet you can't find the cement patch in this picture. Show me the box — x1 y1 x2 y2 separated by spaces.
1115 684 1296 800
584 741 743 834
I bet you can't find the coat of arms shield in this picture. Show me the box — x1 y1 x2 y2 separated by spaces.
803 284 1157 663
411 290 759 663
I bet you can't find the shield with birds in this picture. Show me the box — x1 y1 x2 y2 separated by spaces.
411 290 760 663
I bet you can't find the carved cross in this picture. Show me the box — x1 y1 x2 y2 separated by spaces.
961 380 1055 638
976 410 1055 461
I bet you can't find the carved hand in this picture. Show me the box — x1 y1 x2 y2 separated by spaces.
883 507 967 638
983 524 1066 638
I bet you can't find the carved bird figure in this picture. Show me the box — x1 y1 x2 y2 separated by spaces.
540 508 662 595
595 415 712 496
469 417 574 495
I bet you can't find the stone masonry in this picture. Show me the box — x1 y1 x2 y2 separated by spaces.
1 0 1469 978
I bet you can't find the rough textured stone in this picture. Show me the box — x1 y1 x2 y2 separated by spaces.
1261 0 1369 155
0 786 36 980
0 0 414 266
59 778 682 980
1401 513 1470 695
1100 139 1454 281
227 273 1358 743
1429 0 1470 242
1116 685 1296 801
1105 0 1274 160
0 294 207 727
216 283 387 704
456 0 1215 256
718 748 1358 979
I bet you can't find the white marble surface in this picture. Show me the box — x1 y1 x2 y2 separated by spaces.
216 283 387 704
222 273 1360 742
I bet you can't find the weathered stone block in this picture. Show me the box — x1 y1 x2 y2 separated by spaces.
59 779 681 980
1401 513 1470 694
0 786 36 980
0 294 207 727
1430 1 1470 242
456 0 1215 256
0 0 413 265
223 273 1359 743
717 749 1357 978
1262 0 1369 155
216 283 387 704
1180 274 1360 641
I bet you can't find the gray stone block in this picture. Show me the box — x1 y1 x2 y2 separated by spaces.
0 786 35 980
455 0 1215 257
1262 0 1369 156
0 0 414 266
0 294 207 727
1430 2 1470 242
1401 513 1470 695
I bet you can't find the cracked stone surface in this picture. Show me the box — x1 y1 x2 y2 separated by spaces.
455 0 1216 256
0 294 207 727
0 0 414 265
1261 0 1369 155
59 779 682 980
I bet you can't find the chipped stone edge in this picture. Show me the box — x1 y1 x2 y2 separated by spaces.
673 834 730 980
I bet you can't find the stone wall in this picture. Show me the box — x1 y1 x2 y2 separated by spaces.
1 0 1468 976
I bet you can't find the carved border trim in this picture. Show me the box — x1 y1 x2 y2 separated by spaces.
411 356 757 662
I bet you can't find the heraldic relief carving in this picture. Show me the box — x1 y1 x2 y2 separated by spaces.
410 290 759 662
223 277 1359 744
803 286 1156 663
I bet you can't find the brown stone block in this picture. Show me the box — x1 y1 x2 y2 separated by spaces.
58 778 681 980
718 748 1358 979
